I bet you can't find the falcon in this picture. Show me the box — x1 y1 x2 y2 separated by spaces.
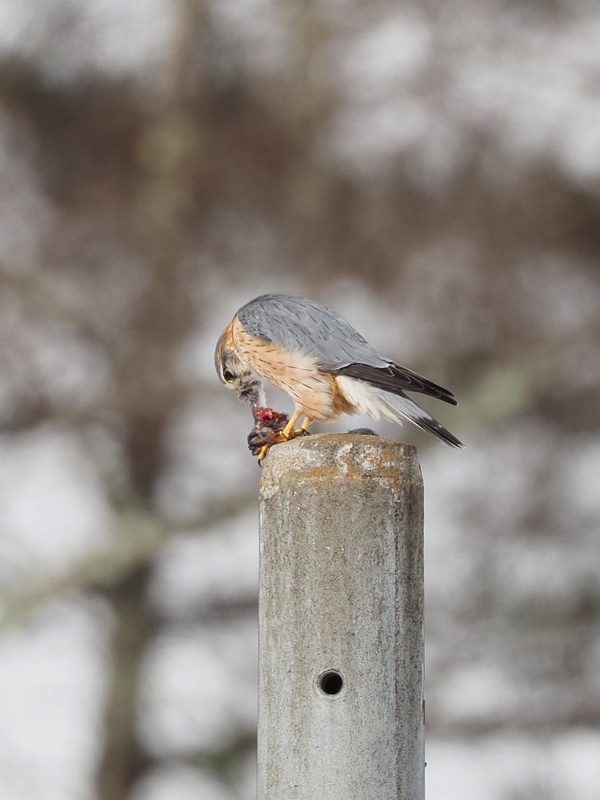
215 293 464 457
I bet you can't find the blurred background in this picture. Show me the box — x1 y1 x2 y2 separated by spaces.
0 1 599 798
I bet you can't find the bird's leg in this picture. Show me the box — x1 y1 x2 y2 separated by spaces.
278 414 312 442
278 415 313 438
296 416 313 434
280 408 304 440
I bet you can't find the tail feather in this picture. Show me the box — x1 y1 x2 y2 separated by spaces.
337 375 465 450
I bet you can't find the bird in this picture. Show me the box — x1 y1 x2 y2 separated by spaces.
214 293 464 458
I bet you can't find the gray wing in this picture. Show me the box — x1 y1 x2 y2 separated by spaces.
237 293 389 370
237 293 459 406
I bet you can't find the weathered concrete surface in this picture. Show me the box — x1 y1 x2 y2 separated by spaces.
258 433 424 800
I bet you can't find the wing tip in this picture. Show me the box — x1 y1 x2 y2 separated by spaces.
389 363 458 406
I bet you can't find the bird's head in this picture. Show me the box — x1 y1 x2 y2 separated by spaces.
214 328 253 393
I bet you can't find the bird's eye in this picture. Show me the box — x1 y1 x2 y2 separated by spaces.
223 369 236 383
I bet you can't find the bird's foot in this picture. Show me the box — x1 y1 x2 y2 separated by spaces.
248 406 291 465
248 426 288 459
289 427 311 440
247 409 310 465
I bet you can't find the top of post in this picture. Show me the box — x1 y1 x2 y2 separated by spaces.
260 433 422 498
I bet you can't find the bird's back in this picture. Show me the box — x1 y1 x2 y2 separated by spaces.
236 294 389 371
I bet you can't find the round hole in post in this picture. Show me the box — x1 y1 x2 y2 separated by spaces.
318 670 344 696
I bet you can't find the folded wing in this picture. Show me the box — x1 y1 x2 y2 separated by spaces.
334 362 457 406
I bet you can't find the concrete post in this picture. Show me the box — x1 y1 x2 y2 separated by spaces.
258 433 424 800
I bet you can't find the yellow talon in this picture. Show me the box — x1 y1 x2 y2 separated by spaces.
280 409 303 439
256 415 313 464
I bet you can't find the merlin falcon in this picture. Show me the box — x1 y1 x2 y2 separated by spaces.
215 293 464 455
